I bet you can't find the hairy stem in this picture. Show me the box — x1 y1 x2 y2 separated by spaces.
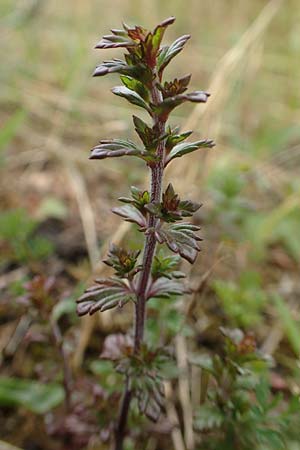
134 79 165 352
114 77 165 450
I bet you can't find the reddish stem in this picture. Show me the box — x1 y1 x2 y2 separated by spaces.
114 77 166 450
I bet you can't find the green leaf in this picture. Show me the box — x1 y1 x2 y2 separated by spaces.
77 277 135 316
273 294 300 356
133 115 162 151
52 298 77 323
0 377 64 414
36 197 68 220
166 129 193 151
0 110 26 164
157 34 191 77
166 139 215 165
120 75 150 102
151 17 175 53
111 86 151 112
194 404 224 430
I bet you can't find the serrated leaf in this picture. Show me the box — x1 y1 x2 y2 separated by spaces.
157 34 191 78
76 278 135 316
111 86 151 112
146 277 188 300
155 222 202 263
166 139 215 165
112 204 147 229
0 377 64 414
194 404 224 430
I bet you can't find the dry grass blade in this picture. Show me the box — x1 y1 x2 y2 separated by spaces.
164 381 186 450
176 334 195 450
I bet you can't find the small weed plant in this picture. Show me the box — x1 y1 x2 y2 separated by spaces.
76 17 214 450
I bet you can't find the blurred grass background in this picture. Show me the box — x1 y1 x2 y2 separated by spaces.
1 0 300 448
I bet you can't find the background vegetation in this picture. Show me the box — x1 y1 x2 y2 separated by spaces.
1 0 300 449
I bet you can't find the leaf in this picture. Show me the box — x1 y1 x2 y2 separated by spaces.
76 277 135 316
152 91 210 119
95 33 136 49
273 294 300 356
93 58 152 84
151 253 185 280
160 74 191 98
112 204 147 229
51 298 77 323
151 17 175 53
166 129 193 151
0 377 64 414
190 353 214 370
133 115 162 151
90 138 140 159
118 186 150 212
146 277 188 300
111 86 151 112
155 222 202 263
103 244 141 279
194 404 224 430
0 109 26 164
136 377 165 422
90 138 158 164
166 139 215 165
120 75 150 102
100 333 133 361
157 34 191 77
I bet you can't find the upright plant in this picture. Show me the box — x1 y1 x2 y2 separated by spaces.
76 17 214 450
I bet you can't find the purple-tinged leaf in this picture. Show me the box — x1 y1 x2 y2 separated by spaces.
165 139 215 165
90 139 141 160
100 334 133 361
95 34 136 49
152 91 210 119
76 278 135 316
146 277 188 300
112 204 147 229
155 222 202 264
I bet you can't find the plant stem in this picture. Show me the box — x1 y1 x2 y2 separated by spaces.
134 79 165 353
114 376 132 450
114 77 166 450
52 321 73 411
